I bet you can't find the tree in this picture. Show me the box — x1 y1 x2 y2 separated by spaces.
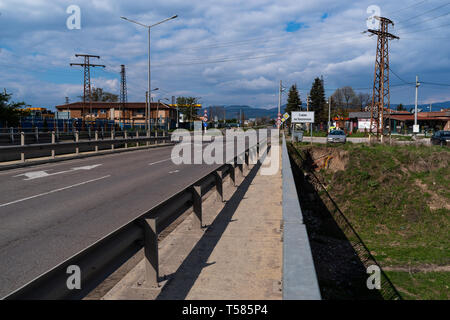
176 96 199 121
309 77 327 124
356 93 371 111
341 86 356 109
285 84 302 125
78 87 118 102
331 88 348 118
396 103 405 111
0 90 29 127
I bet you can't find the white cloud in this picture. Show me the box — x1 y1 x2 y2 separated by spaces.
0 0 449 108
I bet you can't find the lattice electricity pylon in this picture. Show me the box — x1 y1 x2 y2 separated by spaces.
367 17 399 138
70 54 105 118
120 64 128 124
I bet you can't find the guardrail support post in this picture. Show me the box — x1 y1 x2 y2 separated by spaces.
249 145 257 167
215 169 224 203
143 218 159 288
75 131 79 155
244 150 250 173
95 131 99 153
192 184 203 228
136 130 139 147
51 131 55 159
20 132 25 162
124 131 128 149
111 130 115 150
229 162 237 187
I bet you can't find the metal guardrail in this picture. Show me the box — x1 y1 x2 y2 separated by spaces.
2 137 269 300
0 129 164 146
0 131 171 163
281 134 321 300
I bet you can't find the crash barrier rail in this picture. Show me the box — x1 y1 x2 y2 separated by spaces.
0 128 167 146
287 143 402 300
2 137 270 300
281 135 321 300
0 130 171 163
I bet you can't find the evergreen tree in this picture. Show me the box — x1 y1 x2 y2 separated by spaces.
0 91 29 127
309 77 327 124
285 84 302 125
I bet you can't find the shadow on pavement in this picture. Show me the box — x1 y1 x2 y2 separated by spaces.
156 160 262 300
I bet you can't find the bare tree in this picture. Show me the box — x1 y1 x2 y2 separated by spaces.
356 93 371 111
341 86 356 109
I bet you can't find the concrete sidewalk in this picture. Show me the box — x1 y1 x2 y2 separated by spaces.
102 149 283 300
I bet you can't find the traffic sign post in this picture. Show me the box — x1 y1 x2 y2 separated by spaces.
292 112 315 145
203 110 208 132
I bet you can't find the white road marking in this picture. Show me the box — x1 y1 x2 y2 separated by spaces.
0 175 110 208
14 164 103 180
148 157 181 166
168 170 180 174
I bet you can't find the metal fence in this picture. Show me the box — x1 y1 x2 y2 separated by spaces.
0 130 171 163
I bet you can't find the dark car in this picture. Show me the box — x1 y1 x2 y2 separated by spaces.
431 131 450 146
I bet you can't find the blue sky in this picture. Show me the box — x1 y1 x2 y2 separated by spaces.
0 0 449 109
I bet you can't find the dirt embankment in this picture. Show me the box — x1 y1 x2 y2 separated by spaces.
302 147 349 172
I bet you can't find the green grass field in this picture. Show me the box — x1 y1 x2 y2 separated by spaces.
293 143 450 300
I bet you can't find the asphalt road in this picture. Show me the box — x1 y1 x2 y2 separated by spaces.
0 136 258 297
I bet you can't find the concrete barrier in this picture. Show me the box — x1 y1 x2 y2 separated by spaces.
282 134 321 300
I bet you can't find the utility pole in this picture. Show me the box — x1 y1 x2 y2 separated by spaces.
328 96 331 132
414 75 420 133
367 17 399 141
306 95 310 132
277 80 282 130
145 91 149 130
70 54 105 120
172 96 178 129
120 65 128 129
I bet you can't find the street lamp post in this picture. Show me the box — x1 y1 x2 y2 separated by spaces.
121 15 178 131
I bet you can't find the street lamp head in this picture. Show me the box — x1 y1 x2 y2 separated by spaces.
171 15 178 19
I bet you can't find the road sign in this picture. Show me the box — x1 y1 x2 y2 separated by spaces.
281 113 290 123
292 111 315 123
413 125 420 133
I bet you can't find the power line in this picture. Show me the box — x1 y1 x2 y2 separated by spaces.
398 21 450 34
388 0 429 16
388 67 414 85
153 36 368 68
421 81 450 87
395 10 450 31
397 2 450 24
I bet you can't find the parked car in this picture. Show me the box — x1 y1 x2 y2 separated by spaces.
327 130 347 143
431 130 450 146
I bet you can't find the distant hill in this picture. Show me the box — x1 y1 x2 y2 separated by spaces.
392 101 450 112
202 101 450 120
203 105 288 120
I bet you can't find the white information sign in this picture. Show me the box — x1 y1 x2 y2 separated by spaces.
292 112 315 123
